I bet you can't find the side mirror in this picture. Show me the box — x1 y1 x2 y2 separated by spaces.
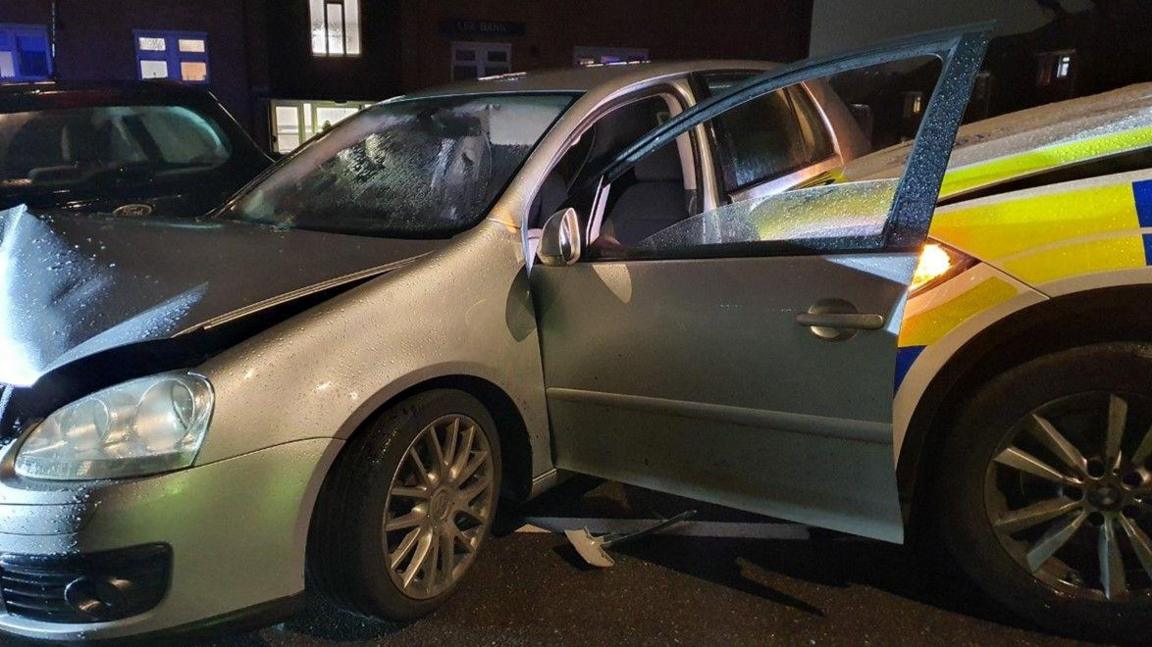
537 208 582 267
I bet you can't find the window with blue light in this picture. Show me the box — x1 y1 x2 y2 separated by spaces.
134 30 209 84
0 24 52 82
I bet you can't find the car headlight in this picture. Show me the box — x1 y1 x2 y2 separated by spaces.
15 372 213 481
909 241 976 295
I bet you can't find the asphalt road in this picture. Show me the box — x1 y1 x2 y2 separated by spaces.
194 479 1107 647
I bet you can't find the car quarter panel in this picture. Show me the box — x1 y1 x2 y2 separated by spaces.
192 220 553 478
929 168 1152 290
894 169 1152 462
893 264 1046 460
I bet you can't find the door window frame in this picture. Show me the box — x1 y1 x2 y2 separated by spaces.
587 25 990 261
526 81 709 248
693 71 845 202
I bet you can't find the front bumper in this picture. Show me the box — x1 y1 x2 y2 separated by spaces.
0 437 341 642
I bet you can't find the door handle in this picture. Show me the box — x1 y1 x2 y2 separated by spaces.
795 312 885 330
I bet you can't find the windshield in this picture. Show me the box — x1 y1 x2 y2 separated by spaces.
0 104 233 191
222 93 575 238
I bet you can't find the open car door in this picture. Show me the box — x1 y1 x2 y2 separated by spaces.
530 25 991 542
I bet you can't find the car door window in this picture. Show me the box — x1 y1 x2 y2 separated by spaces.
702 75 837 193
588 54 946 260
528 92 698 251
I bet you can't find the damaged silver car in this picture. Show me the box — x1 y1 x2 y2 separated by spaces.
1 25 1141 642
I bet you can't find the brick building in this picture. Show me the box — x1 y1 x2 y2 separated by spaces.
0 0 815 151
0 0 253 126
250 0 814 151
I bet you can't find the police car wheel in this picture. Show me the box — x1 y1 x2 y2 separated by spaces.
936 343 1152 642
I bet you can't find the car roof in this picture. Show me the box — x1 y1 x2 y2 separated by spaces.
843 82 1152 199
0 80 230 115
398 60 777 100
0 80 218 103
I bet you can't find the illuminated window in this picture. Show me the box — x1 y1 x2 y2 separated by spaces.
139 60 169 79
138 37 166 51
451 42 511 80
135 30 209 84
180 61 208 82
0 24 52 82
178 38 206 53
1036 50 1074 86
310 0 361 56
1056 54 1071 79
269 99 375 153
902 91 923 118
573 46 649 67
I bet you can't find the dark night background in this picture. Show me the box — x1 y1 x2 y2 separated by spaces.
2 0 1149 153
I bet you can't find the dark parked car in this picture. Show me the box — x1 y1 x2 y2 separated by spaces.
0 81 271 218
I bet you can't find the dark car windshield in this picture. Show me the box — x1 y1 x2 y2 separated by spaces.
0 104 233 191
219 93 575 238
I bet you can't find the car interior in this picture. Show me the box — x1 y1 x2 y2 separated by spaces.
0 106 229 188
526 93 698 258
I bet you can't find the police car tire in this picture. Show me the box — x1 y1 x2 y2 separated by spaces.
936 342 1152 642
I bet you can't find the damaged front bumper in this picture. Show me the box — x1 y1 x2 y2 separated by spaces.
0 436 340 642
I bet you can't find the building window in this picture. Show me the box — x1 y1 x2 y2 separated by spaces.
134 30 209 83
270 99 374 153
451 42 511 81
1056 54 1071 79
901 91 923 118
310 0 361 56
1036 49 1075 86
573 46 649 67
0 24 52 82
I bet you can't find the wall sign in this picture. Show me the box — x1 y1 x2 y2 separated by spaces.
440 19 526 38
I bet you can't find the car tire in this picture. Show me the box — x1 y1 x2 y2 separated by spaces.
307 389 502 621
935 342 1152 642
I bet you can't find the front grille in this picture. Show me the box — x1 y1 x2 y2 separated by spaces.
0 545 171 623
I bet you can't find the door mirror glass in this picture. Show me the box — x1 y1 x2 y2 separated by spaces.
537 208 583 266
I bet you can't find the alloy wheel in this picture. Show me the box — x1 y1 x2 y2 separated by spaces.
382 414 496 600
985 392 1152 600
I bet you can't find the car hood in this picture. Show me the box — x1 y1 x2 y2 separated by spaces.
0 205 445 387
843 83 1152 199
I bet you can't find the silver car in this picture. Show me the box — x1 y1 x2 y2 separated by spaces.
2 26 1130 643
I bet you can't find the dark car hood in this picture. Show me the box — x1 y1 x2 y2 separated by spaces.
0 205 444 387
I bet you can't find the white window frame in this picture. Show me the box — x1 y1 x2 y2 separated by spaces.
1056 54 1072 79
310 0 361 56
134 30 209 84
269 98 375 154
573 46 649 67
1036 49 1075 86
451 41 511 81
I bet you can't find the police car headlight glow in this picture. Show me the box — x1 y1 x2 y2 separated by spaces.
910 241 976 295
